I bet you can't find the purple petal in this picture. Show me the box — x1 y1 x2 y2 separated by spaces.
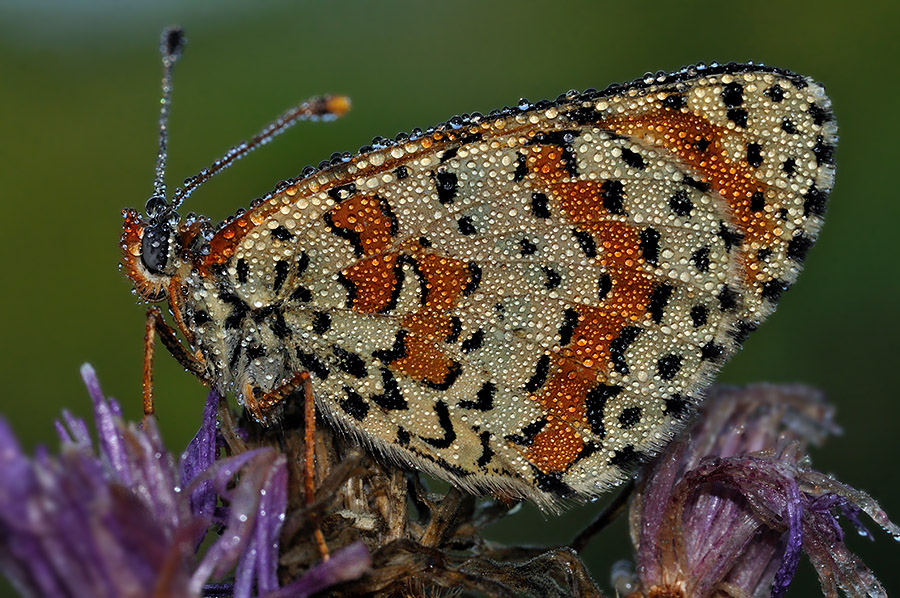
189 448 287 595
261 542 372 598
770 472 803 598
80 363 132 486
179 391 219 520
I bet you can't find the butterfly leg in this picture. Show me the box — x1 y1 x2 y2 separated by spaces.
143 305 208 424
302 372 331 560
243 372 331 560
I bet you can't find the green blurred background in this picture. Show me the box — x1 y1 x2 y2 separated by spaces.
2 0 897 595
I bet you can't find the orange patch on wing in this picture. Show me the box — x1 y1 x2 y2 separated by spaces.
526 417 586 474
601 109 777 264
204 207 279 268
343 249 474 388
528 145 571 184
327 194 396 256
342 253 400 313
391 253 472 387
520 147 664 474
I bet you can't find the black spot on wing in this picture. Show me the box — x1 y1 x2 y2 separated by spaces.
558 308 579 347
609 445 643 468
296 252 310 277
324 212 363 257
750 191 765 212
340 387 369 421
336 272 357 308
718 284 740 311
717 222 744 252
461 329 484 354
532 468 575 498
813 135 835 166
333 345 367 378
457 215 477 236
505 418 547 446
513 151 527 182
803 186 828 217
327 183 357 202
370 368 408 410
433 170 458 204
721 82 744 107
289 284 312 303
647 283 673 324
786 233 813 262
600 180 625 215
808 102 833 126
683 177 710 193
459 381 495 411
610 326 641 375
691 246 711 273
765 84 784 102
272 260 290 292
564 105 603 124
618 407 641 429
727 108 748 128
531 192 551 219
542 266 562 290
464 262 482 296
573 228 597 258
639 227 661 266
476 430 494 468
519 237 537 256
296 349 329 380
445 317 462 344
419 401 456 449
664 394 690 417
440 146 458 163
662 94 686 109
700 341 724 362
271 225 294 242
312 311 331 335
690 305 709 328
236 258 249 284
585 383 622 439
373 329 408 364
524 354 551 393
746 143 763 168
619 147 646 169
668 190 693 217
598 273 612 302
782 158 796 177
761 278 788 302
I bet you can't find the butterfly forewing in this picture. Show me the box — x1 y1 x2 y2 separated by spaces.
173 64 835 506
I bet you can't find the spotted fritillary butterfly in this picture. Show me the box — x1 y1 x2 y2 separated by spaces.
122 29 836 506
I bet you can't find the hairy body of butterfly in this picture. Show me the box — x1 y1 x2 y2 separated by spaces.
122 46 836 507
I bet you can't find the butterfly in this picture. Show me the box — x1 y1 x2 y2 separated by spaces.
121 29 836 507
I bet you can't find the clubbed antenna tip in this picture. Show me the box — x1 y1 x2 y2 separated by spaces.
161 27 186 65
147 27 186 219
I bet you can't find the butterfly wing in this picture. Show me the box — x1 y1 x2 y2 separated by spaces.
188 64 835 506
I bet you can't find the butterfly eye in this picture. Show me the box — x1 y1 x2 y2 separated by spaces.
141 220 172 274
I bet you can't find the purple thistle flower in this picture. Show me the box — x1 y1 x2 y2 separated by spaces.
623 384 900 598
0 364 370 598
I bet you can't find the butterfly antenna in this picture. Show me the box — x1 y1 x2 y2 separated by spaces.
169 94 351 212
145 27 186 221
